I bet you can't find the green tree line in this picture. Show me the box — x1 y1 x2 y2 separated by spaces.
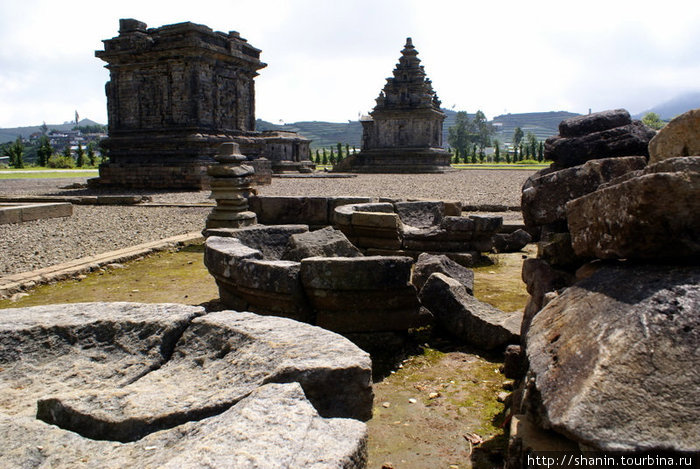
1 137 102 169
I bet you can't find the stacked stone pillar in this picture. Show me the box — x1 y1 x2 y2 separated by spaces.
206 143 257 229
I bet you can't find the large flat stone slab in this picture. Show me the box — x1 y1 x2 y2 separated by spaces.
0 302 372 467
0 302 204 418
1 383 367 469
36 310 373 441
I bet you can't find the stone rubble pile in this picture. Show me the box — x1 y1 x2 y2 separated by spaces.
507 109 700 465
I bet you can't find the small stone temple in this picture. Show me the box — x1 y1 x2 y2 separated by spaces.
92 19 311 189
341 38 451 173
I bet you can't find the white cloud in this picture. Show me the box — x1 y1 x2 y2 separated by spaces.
0 0 698 127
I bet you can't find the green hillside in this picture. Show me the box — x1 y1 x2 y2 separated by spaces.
491 111 580 145
256 119 363 149
0 119 103 144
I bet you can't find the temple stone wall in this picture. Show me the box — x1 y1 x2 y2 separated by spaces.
93 19 312 189
343 38 451 173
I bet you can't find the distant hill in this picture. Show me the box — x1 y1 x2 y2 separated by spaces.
491 111 580 144
256 119 364 149
258 109 574 149
633 91 700 121
0 119 103 143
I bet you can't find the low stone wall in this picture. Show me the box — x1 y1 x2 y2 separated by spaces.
93 162 212 190
0 202 72 224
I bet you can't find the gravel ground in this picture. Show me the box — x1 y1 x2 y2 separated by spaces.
0 169 534 276
0 169 533 205
0 206 210 276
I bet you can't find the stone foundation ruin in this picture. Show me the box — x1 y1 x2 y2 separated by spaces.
92 19 312 190
203 198 528 349
0 302 372 468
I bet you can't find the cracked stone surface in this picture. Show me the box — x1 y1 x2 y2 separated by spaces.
0 302 371 468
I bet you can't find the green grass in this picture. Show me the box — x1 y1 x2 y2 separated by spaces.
0 169 98 179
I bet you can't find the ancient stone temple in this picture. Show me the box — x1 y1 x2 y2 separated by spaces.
93 19 311 189
342 38 451 173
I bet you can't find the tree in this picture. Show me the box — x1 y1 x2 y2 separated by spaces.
511 145 517 163
537 141 545 162
63 145 72 159
322 148 328 165
75 143 86 167
473 110 494 151
513 127 524 148
336 142 343 162
470 144 477 164
642 112 665 130
37 135 53 167
87 142 97 166
8 137 24 168
526 132 538 160
315 149 321 164
494 140 501 163
447 111 474 159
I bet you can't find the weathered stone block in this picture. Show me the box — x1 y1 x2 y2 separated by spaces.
209 224 308 259
440 216 475 232
469 215 503 233
536 232 584 269
412 252 474 293
526 263 700 452
648 108 700 164
282 226 363 261
23 307 374 443
545 119 655 169
316 308 424 333
351 211 401 229
493 229 532 253
520 259 575 337
249 196 329 226
419 273 521 350
521 156 647 228
300 256 413 290
204 236 262 278
355 236 403 250
558 108 632 138
394 201 444 228
305 287 419 312
0 383 368 469
567 171 700 259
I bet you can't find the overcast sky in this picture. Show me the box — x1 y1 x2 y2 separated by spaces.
1 0 699 127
